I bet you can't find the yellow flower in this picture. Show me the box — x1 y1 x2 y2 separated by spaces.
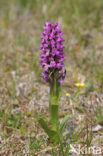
66 93 70 97
75 83 85 87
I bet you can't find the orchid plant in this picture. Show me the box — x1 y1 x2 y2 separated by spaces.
38 21 67 144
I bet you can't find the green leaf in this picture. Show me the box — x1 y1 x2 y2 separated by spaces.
59 115 71 131
62 130 69 137
38 118 59 144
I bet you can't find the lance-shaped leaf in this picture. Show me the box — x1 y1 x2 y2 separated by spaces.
38 118 59 144
59 115 71 131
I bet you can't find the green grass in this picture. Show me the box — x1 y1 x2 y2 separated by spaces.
95 106 103 125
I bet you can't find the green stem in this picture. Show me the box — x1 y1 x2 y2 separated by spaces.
49 78 61 131
49 104 58 131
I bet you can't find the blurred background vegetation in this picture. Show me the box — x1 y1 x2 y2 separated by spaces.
0 0 103 77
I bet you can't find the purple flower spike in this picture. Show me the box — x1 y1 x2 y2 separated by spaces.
39 21 66 83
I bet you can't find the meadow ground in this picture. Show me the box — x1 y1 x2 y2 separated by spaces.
0 0 103 155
